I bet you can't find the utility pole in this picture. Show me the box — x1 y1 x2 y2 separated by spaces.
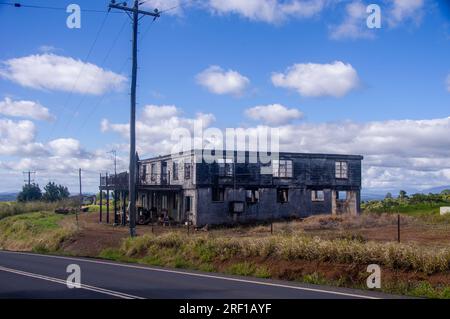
108 150 117 176
76 168 81 230
23 171 35 186
109 0 160 237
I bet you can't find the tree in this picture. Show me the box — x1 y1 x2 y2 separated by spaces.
385 192 393 199
399 190 408 200
42 182 70 202
17 183 42 202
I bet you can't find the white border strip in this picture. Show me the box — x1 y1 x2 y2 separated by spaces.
0 265 144 299
0 251 380 299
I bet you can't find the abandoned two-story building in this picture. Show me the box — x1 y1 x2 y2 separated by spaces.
99 150 363 227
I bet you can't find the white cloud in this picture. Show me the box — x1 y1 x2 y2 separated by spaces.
196 66 250 96
0 97 55 121
245 104 303 125
141 0 183 15
272 61 359 97
48 138 82 157
0 54 127 95
330 1 373 40
38 45 59 53
207 0 326 23
0 118 46 156
388 0 424 27
102 104 216 156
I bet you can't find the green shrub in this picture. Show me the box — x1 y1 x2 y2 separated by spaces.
227 262 256 276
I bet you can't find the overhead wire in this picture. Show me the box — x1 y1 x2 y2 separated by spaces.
65 15 130 133
45 10 110 142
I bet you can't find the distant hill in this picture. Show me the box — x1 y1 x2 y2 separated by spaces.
420 186 450 194
0 192 18 202
361 191 386 201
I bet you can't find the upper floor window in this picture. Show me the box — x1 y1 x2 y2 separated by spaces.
173 161 179 181
151 163 157 182
335 161 348 179
312 190 325 202
184 163 191 180
218 158 233 177
273 160 293 178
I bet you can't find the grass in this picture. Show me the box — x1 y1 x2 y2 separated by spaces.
93 231 450 298
0 200 77 220
0 211 77 252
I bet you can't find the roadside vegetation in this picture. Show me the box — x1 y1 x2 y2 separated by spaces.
99 231 450 298
0 212 77 252
0 199 79 220
362 190 450 217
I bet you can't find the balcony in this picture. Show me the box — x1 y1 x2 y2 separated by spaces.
100 172 129 189
139 173 171 186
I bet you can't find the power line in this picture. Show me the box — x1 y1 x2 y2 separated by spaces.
45 11 110 143
0 2 120 13
78 56 130 132
65 15 130 133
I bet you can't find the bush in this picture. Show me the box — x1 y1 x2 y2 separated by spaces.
0 200 78 220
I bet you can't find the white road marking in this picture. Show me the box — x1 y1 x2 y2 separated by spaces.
0 265 144 299
0 251 381 299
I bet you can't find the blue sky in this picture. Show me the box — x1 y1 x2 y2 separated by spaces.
0 0 450 194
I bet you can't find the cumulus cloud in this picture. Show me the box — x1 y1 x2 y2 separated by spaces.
48 138 83 157
196 66 250 96
245 104 303 125
0 118 121 192
141 0 183 15
330 1 373 40
387 0 424 27
0 118 46 156
102 104 216 155
0 54 127 95
208 0 326 23
272 61 359 98
0 97 55 121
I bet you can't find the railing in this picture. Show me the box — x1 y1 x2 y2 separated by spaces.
100 172 129 187
139 173 171 186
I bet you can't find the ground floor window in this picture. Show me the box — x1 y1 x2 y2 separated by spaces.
312 190 325 202
212 187 225 202
185 196 192 212
277 188 289 203
246 189 259 204
336 191 348 201
161 195 168 210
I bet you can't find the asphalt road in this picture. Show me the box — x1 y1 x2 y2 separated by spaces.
0 250 399 299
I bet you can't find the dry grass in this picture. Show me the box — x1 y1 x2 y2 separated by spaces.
114 232 450 275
